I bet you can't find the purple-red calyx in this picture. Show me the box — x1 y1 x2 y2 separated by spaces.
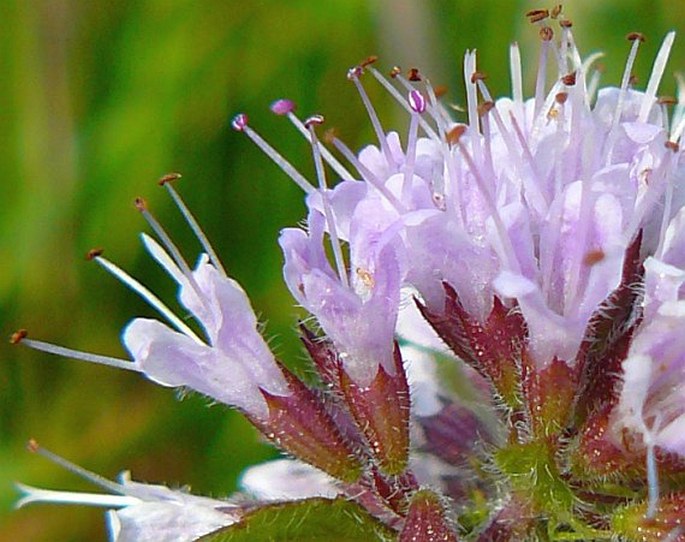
15 11 685 542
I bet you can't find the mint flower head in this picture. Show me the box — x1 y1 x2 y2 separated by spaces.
14 8 685 541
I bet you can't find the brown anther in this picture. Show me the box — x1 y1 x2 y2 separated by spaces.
559 19 573 28
561 72 577 86
555 92 568 104
433 84 448 99
360 55 378 68
470 71 487 84
324 128 338 144
86 248 104 261
665 141 680 152
526 9 550 24
628 74 639 86
658 96 677 106
158 172 182 186
539 26 554 41
356 268 375 289
551 4 563 18
478 101 495 116
626 32 646 43
389 66 401 78
27 438 40 453
10 329 27 344
134 197 148 211
446 125 467 146
407 67 421 81
583 250 605 266
526 8 549 19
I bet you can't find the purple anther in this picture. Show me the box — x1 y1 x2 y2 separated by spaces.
231 113 249 132
347 66 363 81
304 114 325 128
270 99 296 116
408 90 426 114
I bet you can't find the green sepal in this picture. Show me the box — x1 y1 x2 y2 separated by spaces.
197 497 397 542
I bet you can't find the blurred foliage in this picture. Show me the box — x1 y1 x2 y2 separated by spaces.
1 1 684 540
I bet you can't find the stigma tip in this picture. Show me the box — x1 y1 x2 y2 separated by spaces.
86 248 104 261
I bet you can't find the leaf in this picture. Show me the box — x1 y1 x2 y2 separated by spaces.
198 497 397 542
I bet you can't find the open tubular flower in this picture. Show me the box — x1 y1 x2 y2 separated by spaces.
15 8 685 541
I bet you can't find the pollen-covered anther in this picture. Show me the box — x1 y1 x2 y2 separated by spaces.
360 55 378 68
559 19 573 28
525 8 549 24
157 172 182 186
627 31 646 43
356 267 375 289
446 124 467 146
583 250 606 266
389 66 401 78
470 71 487 84
85 248 104 261
561 72 577 86
408 90 426 114
433 84 448 98
304 114 325 128
665 141 680 152
270 99 296 116
230 113 248 132
628 74 639 86
658 96 678 106
550 4 562 18
555 92 569 104
26 438 40 453
540 26 554 41
134 197 148 212
478 101 495 117
10 329 27 345
407 67 421 82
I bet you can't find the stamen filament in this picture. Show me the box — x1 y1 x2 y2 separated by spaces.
307 119 349 288
136 200 207 302
232 114 315 194
646 443 659 519
30 440 126 494
161 181 227 278
92 255 203 344
283 111 354 181
349 69 397 170
19 337 139 372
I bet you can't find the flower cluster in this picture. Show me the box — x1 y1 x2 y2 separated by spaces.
15 7 685 541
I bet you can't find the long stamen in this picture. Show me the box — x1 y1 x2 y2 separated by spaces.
534 27 553 119
11 330 139 372
605 33 645 165
87 250 203 344
306 116 349 288
270 100 354 181
158 173 227 278
403 90 425 200
231 113 315 194
639 31 676 123
26 439 126 495
348 66 397 170
135 198 206 302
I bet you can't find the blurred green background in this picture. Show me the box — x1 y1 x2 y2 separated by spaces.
1 1 684 540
